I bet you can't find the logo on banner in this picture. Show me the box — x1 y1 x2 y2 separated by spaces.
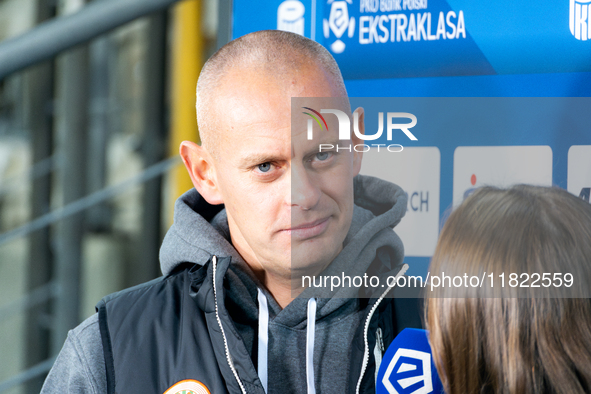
323 0 356 53
323 0 467 54
277 0 306 35
569 0 591 40
382 348 433 394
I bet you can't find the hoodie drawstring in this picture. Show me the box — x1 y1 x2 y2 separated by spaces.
306 297 317 394
257 288 269 393
257 290 317 394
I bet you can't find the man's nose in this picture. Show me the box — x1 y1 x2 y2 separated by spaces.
289 164 320 211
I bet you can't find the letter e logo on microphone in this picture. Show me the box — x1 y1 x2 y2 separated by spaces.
376 328 443 394
382 348 432 394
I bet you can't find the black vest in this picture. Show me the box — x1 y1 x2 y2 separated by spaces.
96 257 266 394
96 257 422 394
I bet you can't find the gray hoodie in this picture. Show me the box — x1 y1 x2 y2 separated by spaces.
41 174 408 394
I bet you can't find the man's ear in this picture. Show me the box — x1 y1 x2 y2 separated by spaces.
352 107 364 176
179 141 224 205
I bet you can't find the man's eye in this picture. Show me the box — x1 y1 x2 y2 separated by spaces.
315 152 332 161
257 162 272 172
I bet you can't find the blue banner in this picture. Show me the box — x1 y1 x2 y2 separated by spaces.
233 0 591 80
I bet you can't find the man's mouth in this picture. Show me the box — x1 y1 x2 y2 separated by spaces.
282 217 331 240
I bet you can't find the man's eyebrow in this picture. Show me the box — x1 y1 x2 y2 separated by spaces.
238 153 284 168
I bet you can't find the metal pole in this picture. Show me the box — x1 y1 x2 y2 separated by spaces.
0 0 181 80
135 11 168 284
86 35 112 232
51 44 89 355
25 0 57 389
25 59 55 392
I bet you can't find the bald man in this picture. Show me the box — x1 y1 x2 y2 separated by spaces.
41 30 420 394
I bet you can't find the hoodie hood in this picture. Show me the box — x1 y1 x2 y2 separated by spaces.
160 192 244 276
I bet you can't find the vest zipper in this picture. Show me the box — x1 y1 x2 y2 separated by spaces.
212 255 247 394
355 264 409 394
373 326 384 384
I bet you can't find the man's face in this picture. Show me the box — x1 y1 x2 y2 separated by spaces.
209 64 362 286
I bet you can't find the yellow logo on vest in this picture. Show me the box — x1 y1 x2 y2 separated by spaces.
163 380 210 394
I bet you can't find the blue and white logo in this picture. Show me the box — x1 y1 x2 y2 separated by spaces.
382 348 433 394
376 328 443 394
277 0 305 36
570 0 591 40
323 0 355 53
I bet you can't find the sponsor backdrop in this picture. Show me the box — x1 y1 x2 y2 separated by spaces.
233 1 591 278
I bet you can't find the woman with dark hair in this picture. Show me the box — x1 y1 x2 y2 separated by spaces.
426 185 591 394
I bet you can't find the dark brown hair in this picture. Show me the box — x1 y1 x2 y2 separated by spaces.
426 185 591 394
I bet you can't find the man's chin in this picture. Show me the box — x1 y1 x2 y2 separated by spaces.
289 245 338 278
